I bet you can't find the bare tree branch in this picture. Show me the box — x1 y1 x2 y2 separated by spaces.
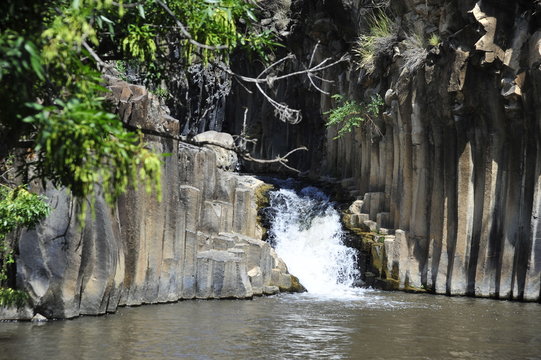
305 41 331 95
217 50 349 124
271 54 349 81
82 40 113 69
241 146 308 173
219 53 349 85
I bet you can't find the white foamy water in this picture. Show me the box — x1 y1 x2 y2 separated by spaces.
266 185 363 298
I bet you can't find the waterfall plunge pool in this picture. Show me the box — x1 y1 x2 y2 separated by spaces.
2 293 540 359
1 181 540 359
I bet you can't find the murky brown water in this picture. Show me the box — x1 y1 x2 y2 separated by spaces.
1 290 539 360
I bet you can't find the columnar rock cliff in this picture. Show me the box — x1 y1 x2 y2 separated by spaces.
4 0 540 317
6 79 299 320
225 0 541 301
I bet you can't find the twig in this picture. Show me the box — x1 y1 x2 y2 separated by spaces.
0 168 17 186
233 76 253 94
308 41 320 68
82 40 113 69
305 41 331 94
216 51 348 124
309 73 335 83
241 146 308 173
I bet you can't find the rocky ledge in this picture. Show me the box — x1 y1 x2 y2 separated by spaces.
1 79 302 321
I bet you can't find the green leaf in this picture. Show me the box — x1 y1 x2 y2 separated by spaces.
100 15 114 24
137 4 145 19
246 9 257 22
30 56 44 80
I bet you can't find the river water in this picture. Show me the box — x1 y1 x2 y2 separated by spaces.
1 182 540 359
1 292 540 360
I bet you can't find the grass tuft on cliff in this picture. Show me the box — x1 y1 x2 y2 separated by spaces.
353 11 397 73
401 32 428 74
400 29 440 74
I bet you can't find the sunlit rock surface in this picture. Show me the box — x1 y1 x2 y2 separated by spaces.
13 81 298 319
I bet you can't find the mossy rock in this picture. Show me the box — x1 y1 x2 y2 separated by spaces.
255 183 275 240
375 278 400 291
369 243 384 276
403 277 427 293
255 183 275 210
289 275 307 293
403 284 428 293
390 262 399 280
279 275 306 293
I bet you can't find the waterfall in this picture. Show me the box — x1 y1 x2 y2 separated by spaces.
265 182 362 298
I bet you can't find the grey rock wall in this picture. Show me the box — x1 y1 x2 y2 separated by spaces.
226 0 541 301
12 80 299 319
325 0 541 301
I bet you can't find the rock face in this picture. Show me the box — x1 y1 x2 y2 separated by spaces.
12 80 299 319
223 0 541 301
192 131 238 171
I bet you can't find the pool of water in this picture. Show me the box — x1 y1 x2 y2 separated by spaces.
1 290 539 360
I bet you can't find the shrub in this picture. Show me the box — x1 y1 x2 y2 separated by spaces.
325 94 384 139
401 30 440 74
428 33 441 46
0 185 49 307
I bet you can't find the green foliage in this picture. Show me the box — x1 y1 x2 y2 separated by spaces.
122 24 157 61
106 0 280 85
353 11 396 72
325 94 384 139
1 0 274 209
428 33 441 46
0 288 29 308
0 185 49 307
162 0 279 63
151 87 169 100
24 98 162 207
0 0 275 307
0 185 49 239
0 32 44 82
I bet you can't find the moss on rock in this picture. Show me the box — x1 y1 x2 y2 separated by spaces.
290 275 307 293
255 183 275 210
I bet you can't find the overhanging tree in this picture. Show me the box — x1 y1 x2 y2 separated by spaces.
0 0 276 306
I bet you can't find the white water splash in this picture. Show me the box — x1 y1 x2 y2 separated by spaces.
266 185 363 298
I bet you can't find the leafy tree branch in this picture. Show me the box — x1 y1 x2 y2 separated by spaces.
325 94 384 139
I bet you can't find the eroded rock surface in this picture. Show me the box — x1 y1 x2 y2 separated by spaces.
12 81 299 319
224 0 541 301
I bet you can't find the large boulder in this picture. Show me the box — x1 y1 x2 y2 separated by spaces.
193 131 238 171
